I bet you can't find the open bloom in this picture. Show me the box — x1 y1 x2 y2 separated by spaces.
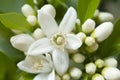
28 6 82 75
17 54 55 80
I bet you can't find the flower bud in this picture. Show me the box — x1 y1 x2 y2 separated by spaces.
98 12 114 22
94 9 99 18
92 73 104 80
62 73 70 80
72 53 85 63
102 67 120 80
85 63 96 74
92 22 113 42
10 34 35 52
85 37 96 46
82 19 95 33
95 59 104 68
55 74 61 80
21 4 35 17
76 19 81 26
70 67 82 79
27 15 37 26
76 32 86 42
32 28 45 40
86 42 99 53
104 57 118 67
40 4 56 18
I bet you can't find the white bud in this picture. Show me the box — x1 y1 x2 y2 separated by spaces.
55 74 61 80
32 28 45 40
85 37 96 46
33 0 38 5
94 9 99 18
21 4 35 17
76 32 86 42
12 29 22 34
40 4 56 18
85 63 96 74
27 15 37 26
76 19 81 26
10 34 35 52
70 67 82 79
86 42 99 53
95 59 104 68
92 73 104 80
62 73 70 80
98 12 114 22
102 67 120 80
72 53 85 63
92 22 113 42
104 57 118 67
82 19 95 33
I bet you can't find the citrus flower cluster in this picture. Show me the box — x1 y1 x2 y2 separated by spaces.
10 3 120 80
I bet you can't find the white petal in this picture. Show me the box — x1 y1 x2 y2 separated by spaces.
40 4 56 18
59 7 77 34
28 38 54 55
17 55 52 74
10 34 35 52
38 10 58 37
66 34 82 50
52 48 69 76
34 70 55 80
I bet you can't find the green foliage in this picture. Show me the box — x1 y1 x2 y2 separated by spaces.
0 13 32 32
77 0 100 24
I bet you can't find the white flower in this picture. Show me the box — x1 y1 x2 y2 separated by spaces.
40 4 56 18
21 4 35 17
98 12 114 22
92 73 104 80
85 63 96 74
104 57 118 67
76 32 86 42
28 7 82 76
102 67 120 80
85 37 96 46
69 67 82 79
10 34 35 52
17 54 55 80
32 28 45 40
95 59 104 68
91 22 113 42
27 15 37 26
82 19 95 33
72 53 85 63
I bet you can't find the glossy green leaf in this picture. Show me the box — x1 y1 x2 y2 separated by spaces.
0 22 24 62
77 0 100 24
96 19 120 58
0 13 32 32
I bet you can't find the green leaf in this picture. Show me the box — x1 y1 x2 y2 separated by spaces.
96 19 120 58
0 22 24 62
0 13 32 32
77 0 100 24
0 52 17 80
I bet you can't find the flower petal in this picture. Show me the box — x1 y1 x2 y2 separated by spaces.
66 34 82 50
52 48 69 76
34 70 55 80
28 38 54 55
58 7 77 34
10 34 35 52
38 10 58 37
17 55 52 74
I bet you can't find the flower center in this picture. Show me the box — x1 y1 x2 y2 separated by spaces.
33 62 43 71
53 34 65 46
